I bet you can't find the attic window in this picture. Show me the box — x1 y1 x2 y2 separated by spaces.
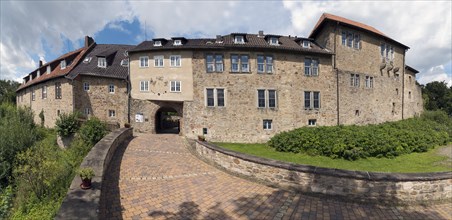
83 57 92 63
98 57 106 68
302 40 310 48
37 70 41 77
154 41 162 46
269 37 279 46
234 35 245 44
173 40 182 46
120 59 129 67
46 65 51 74
61 60 67 69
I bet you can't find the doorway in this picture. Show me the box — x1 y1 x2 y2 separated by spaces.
155 107 180 134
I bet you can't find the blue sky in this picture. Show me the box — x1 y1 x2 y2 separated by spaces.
1 1 451 86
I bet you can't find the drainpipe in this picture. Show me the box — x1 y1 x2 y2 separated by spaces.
402 49 406 120
334 21 340 125
127 56 131 124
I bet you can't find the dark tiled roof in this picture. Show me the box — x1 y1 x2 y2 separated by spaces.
310 13 409 49
129 34 332 55
405 65 419 74
67 44 134 80
17 47 89 92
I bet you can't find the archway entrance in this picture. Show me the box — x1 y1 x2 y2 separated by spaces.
155 107 180 134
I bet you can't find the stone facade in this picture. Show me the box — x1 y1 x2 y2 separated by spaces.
130 99 183 134
193 141 452 204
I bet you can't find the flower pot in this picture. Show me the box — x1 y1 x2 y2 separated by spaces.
80 178 92 190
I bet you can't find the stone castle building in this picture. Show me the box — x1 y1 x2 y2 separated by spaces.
17 13 423 142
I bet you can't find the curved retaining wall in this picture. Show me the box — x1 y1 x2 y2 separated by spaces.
55 127 133 220
193 141 452 205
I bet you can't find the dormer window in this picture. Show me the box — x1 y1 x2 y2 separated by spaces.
46 65 51 74
302 40 310 48
173 40 182 46
120 59 129 67
269 37 279 46
234 35 245 44
98 57 106 68
37 70 40 77
61 60 67 69
83 57 92 63
154 41 162 46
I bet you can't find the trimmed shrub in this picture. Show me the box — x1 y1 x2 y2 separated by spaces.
78 117 108 145
268 112 451 160
55 113 80 137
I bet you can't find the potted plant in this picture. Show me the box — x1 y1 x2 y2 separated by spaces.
78 167 95 190
197 135 206 141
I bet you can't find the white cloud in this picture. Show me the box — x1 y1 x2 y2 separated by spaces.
418 65 452 87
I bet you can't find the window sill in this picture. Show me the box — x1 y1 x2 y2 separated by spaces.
229 72 252 74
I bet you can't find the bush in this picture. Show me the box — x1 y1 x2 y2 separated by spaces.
55 112 80 137
78 117 108 145
268 112 451 160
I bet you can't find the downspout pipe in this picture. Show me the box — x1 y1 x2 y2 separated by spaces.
334 21 340 125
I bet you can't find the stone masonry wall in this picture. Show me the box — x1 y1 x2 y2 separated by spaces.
194 141 452 205
183 50 336 143
130 99 183 134
404 70 423 117
73 76 128 127
16 77 74 128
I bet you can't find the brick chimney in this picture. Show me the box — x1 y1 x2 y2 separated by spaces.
258 30 264 37
84 36 94 47
215 35 222 43
39 60 43 67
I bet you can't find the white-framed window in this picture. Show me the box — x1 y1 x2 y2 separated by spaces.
154 41 162 46
84 108 90 115
154 56 164 67
308 119 317 126
230 54 249 73
350 74 360 87
83 82 90 91
42 85 47 99
365 76 374 88
46 65 51 74
241 55 249 72
234 35 245 44
109 84 115 93
231 55 239 72
170 55 181 67
173 40 182 46
140 56 149 67
206 54 224 73
304 58 319 76
83 57 92 63
37 70 41 77
205 88 226 107
140 81 149 91
55 82 62 99
263 119 272 130
31 90 35 101
304 91 320 109
257 55 273 73
257 89 277 108
354 34 360 49
108 110 116 117
170 81 181 92
98 57 106 68
302 40 310 48
269 37 279 45
61 60 67 69
120 59 129 67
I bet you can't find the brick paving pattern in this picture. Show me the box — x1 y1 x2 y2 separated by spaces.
101 134 452 220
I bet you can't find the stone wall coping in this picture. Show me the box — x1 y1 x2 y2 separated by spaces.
55 127 133 220
197 141 452 182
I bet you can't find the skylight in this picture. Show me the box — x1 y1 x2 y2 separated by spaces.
120 59 129 67
83 57 92 63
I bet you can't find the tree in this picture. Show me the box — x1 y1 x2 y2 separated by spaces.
422 81 452 115
0 80 20 104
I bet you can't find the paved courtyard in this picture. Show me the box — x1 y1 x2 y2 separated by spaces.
100 134 451 220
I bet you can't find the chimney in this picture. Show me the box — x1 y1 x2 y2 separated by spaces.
215 35 223 43
84 36 94 48
39 60 43 67
258 30 264 37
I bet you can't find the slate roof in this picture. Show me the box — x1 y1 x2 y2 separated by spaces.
309 13 409 49
405 65 419 74
67 44 134 80
129 34 332 55
17 46 90 92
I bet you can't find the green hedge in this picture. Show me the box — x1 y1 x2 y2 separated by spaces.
268 111 451 160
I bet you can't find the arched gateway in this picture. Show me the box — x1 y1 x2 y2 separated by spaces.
155 106 181 134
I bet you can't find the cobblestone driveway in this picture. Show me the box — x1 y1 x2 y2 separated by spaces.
101 134 451 220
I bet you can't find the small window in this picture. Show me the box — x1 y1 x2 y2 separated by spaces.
173 40 182 46
170 81 181 92
231 55 239 72
55 82 62 99
341 31 347 45
408 91 412 99
140 56 149 67
353 34 360 49
120 59 129 67
355 110 360 116
302 40 310 48
347 32 353 47
263 120 272 130
350 74 360 87
268 90 277 108
61 60 67 69
305 58 319 76
83 82 90 91
170 55 181 67
234 35 245 44
308 119 317 126
98 57 106 68
154 41 162 46
31 90 35 101
365 76 374 88
206 88 215 107
409 76 412 83
42 86 47 99
57 110 60 116
217 88 225 107
84 108 90 115
154 56 164 67
46 65 51 74
269 37 279 45
140 81 149 91
380 43 385 57
109 84 115 93
83 57 92 63
108 110 116 117
203 128 208 135
206 55 214 72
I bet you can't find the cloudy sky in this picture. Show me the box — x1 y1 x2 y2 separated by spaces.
1 1 451 86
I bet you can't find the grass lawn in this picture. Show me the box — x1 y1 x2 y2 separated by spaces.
214 142 452 173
